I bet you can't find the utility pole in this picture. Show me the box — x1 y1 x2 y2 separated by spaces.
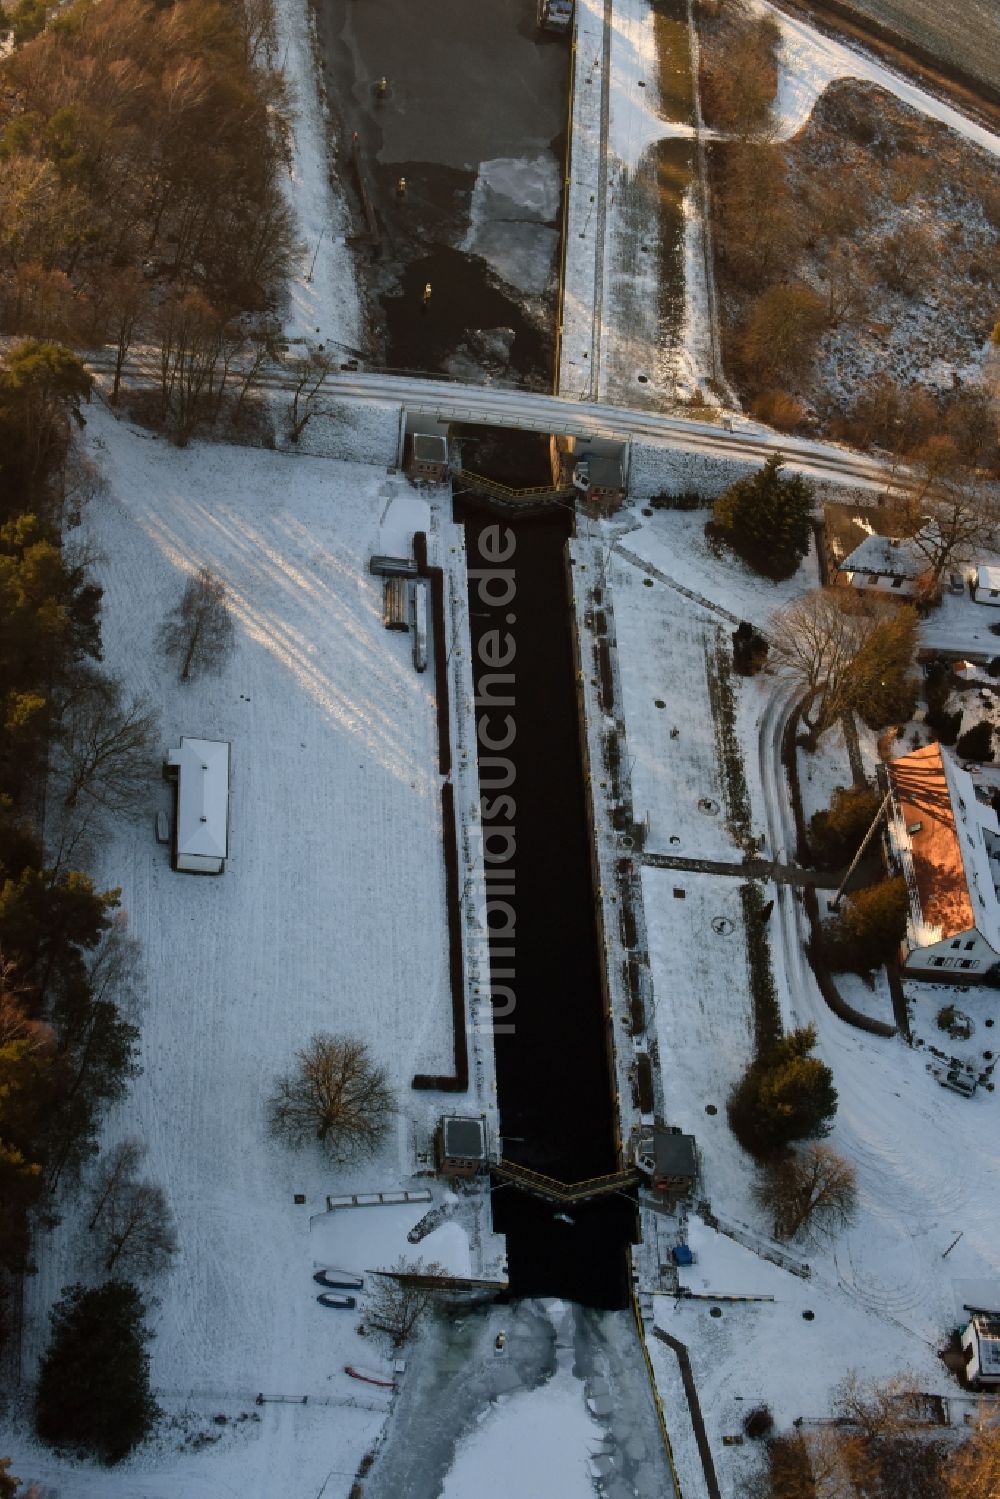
829 789 893 912
306 226 326 284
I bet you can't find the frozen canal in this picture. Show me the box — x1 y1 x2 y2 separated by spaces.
316 0 569 383
364 1300 676 1498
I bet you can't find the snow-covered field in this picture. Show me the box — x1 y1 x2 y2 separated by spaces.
0 405 498 1497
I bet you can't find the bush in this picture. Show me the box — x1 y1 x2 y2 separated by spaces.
822 876 909 974
728 1026 838 1156
35 1281 159 1463
857 673 919 732
937 1005 956 1031
957 720 994 762
649 490 707 510
750 389 807 431
710 453 814 581
926 705 962 745
809 784 882 870
738 283 826 388
744 1404 774 1439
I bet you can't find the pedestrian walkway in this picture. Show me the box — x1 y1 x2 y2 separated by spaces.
641 850 872 891
493 1159 640 1203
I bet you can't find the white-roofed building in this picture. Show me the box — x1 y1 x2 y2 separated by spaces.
837 532 931 598
974 565 1000 605
961 1311 1000 1387
164 737 231 875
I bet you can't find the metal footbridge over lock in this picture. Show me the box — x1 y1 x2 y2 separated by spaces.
492 1158 640 1203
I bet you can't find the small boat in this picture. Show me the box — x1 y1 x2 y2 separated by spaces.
317 1292 357 1310
314 1268 364 1290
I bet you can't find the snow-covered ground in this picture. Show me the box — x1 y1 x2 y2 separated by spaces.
615 505 820 630
611 561 739 859
611 508 1000 1494
763 0 1000 156
648 1216 946 1495
560 0 716 408
272 0 363 352
0 405 502 1497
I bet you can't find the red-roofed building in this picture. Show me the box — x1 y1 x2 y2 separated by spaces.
886 743 1000 981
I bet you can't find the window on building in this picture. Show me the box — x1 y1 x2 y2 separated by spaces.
965 940 976 950
961 960 975 969
932 957 946 967
892 577 903 589
952 940 962 948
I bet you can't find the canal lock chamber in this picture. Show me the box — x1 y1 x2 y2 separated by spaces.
456 495 637 1311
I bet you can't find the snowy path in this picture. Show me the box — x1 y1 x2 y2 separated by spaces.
271 0 363 348
764 0 1000 156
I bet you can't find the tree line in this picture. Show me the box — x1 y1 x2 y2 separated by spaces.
0 337 182 1461
0 0 295 442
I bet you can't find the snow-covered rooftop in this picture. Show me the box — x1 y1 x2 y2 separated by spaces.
166 736 230 871
840 532 926 581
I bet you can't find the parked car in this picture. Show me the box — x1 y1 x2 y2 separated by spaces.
317 1292 357 1310
949 573 966 596
314 1269 364 1290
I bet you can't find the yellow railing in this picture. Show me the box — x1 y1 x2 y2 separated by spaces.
632 1287 684 1497
457 469 577 503
493 1159 639 1201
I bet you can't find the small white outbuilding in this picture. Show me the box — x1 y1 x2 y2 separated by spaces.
163 737 231 875
974 565 1000 606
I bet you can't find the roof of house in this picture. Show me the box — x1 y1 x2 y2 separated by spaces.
977 564 1000 592
412 433 448 462
887 743 1000 951
970 1314 1000 1376
166 738 230 863
840 532 927 581
823 503 907 567
578 454 623 490
441 1116 486 1160
652 1129 697 1177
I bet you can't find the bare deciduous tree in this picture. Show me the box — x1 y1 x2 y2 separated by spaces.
268 1034 395 1159
108 267 148 406
287 350 332 443
833 1371 915 1442
769 590 917 749
88 1140 177 1278
87 1138 144 1233
52 671 159 814
946 1421 1000 1498
156 290 224 445
161 567 236 682
897 453 1000 586
754 1143 857 1242
365 1258 445 1350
